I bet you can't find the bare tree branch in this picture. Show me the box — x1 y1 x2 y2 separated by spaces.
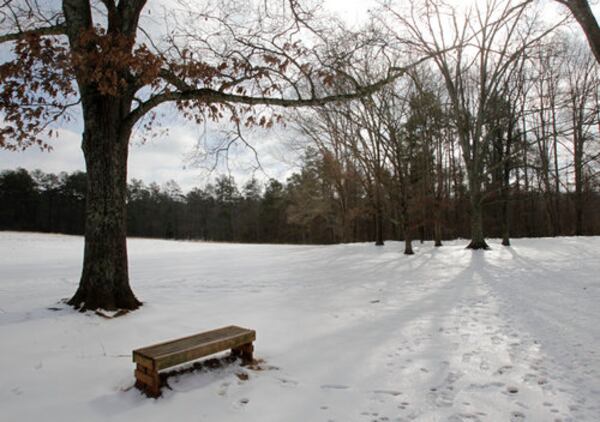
0 23 66 44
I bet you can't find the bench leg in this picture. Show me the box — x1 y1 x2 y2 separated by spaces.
135 364 161 398
233 343 254 365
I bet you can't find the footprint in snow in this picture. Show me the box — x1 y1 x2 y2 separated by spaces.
448 413 481 422
233 398 250 409
277 378 299 388
510 411 526 421
491 336 503 345
496 365 513 375
466 381 504 391
507 386 519 394
372 390 402 396
217 382 230 396
321 384 350 390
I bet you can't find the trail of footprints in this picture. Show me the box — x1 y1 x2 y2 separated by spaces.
445 293 567 420
448 286 597 421
219 282 596 420
364 283 588 421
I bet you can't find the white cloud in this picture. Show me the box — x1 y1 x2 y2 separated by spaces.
0 128 85 175
0 116 300 192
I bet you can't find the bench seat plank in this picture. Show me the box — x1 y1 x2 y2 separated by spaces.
133 325 256 370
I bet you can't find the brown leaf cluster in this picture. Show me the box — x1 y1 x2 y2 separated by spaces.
0 34 74 150
71 28 163 96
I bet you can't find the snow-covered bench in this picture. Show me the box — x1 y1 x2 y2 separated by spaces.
132 325 256 397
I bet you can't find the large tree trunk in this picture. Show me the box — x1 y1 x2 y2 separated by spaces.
68 95 141 311
501 123 513 247
418 224 425 244
463 140 489 250
500 173 511 246
374 205 384 246
501 198 510 246
434 218 443 247
403 223 414 255
434 141 444 248
574 138 584 236
374 178 384 246
466 180 489 250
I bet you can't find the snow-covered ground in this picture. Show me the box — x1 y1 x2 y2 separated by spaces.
1 232 599 422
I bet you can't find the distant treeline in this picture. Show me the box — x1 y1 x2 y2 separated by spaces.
1 163 599 244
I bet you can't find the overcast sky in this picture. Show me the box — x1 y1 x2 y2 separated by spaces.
0 0 594 192
0 0 378 191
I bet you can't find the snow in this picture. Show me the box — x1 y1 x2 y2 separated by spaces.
1 232 599 422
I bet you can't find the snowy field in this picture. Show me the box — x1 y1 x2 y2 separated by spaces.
1 232 599 422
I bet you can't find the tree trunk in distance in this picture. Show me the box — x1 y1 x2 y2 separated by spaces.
466 187 489 250
434 219 443 247
404 225 414 255
375 206 384 246
501 194 511 246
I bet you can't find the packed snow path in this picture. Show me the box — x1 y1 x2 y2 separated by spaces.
1 232 599 421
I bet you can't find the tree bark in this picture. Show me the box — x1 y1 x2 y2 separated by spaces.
374 205 384 246
403 222 414 255
404 238 414 255
374 175 384 246
501 120 514 247
501 197 511 246
467 202 488 249
434 138 444 248
466 176 489 250
574 129 584 236
434 219 443 247
67 95 141 311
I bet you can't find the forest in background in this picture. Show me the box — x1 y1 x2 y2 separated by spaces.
1 155 599 246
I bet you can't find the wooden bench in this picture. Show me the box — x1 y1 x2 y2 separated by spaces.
132 325 256 397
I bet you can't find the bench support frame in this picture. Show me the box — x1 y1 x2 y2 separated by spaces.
134 363 161 398
231 343 254 364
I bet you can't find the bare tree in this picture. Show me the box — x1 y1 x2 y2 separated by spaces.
293 106 367 243
0 0 419 310
563 38 600 235
527 38 566 236
403 70 448 247
364 83 414 253
383 0 560 249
